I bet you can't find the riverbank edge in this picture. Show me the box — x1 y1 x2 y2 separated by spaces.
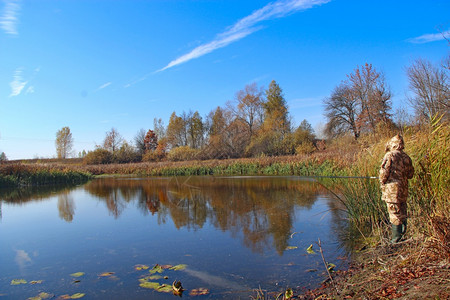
0 165 92 187
297 235 450 299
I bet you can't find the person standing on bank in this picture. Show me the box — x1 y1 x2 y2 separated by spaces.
379 134 414 243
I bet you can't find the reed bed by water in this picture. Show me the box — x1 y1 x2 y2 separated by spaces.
0 163 92 187
77 153 349 177
328 120 449 249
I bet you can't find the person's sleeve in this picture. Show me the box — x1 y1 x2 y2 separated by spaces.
379 153 391 184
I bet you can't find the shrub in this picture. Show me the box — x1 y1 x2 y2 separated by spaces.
167 146 200 161
295 141 316 155
114 142 141 163
83 148 113 165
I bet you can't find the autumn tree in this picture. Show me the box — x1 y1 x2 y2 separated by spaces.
324 83 360 139
264 80 290 134
103 127 123 154
232 83 265 138
187 111 204 149
0 152 7 162
153 118 166 140
293 119 316 154
324 64 393 139
166 112 186 148
247 80 290 156
144 129 158 151
55 126 74 159
348 63 392 133
205 106 246 158
406 57 449 123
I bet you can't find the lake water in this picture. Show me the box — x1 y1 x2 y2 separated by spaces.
0 176 348 299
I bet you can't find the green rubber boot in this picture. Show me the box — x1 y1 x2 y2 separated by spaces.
401 220 407 235
391 224 402 243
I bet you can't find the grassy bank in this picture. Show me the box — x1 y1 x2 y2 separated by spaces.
303 123 449 299
0 163 92 187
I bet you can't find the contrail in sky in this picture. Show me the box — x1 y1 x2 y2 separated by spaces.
156 0 330 73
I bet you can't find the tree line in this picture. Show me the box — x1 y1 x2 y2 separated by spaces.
52 55 448 164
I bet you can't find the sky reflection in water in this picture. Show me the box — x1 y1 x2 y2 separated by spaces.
0 176 348 299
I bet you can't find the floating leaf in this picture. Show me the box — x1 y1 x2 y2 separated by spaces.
58 295 71 300
286 246 298 250
157 284 173 293
148 275 163 280
139 281 161 289
306 244 316 254
189 288 209 296
327 263 336 272
30 280 43 284
160 265 173 269
134 264 149 271
149 264 163 274
70 293 85 299
285 288 294 299
70 272 85 278
99 272 115 277
28 290 53 299
169 264 187 271
11 279 27 285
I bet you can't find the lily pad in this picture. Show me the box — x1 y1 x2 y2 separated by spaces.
134 264 150 271
99 272 115 277
149 264 164 274
169 264 187 271
139 281 161 289
157 284 173 293
306 244 316 254
286 246 298 250
27 293 53 300
30 280 44 284
70 272 85 278
11 279 27 285
70 293 85 299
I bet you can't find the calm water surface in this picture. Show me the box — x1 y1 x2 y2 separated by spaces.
0 176 348 299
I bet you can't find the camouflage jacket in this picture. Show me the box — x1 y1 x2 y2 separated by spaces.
379 135 414 203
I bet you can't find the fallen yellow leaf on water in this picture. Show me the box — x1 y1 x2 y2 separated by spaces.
10 279 27 285
99 272 115 277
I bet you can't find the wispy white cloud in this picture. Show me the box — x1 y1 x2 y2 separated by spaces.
0 0 21 35
95 82 112 91
9 67 28 97
407 29 450 44
156 0 331 73
25 85 34 94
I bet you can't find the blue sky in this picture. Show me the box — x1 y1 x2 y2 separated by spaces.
1 0 449 159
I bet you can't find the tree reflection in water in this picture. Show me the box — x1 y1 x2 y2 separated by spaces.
83 176 329 254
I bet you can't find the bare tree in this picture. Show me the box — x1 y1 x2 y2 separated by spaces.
134 128 146 155
55 126 74 159
103 128 123 153
348 63 392 133
324 83 360 139
406 58 449 122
